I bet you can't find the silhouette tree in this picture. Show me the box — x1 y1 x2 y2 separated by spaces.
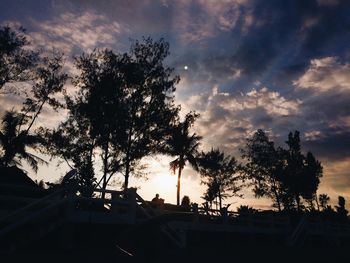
283 131 323 212
181 195 191 208
0 26 37 88
0 52 67 173
45 111 96 196
21 53 68 134
237 205 257 215
0 111 46 172
162 112 201 205
115 38 180 190
202 182 217 209
242 130 323 212
72 50 126 194
198 148 241 210
319 193 330 211
301 152 323 209
62 38 179 193
241 129 284 211
335 196 349 220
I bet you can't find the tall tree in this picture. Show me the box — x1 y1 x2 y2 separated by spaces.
0 26 37 88
242 130 323 212
72 50 125 193
162 112 202 205
67 38 179 192
116 38 179 190
335 196 349 220
241 129 284 211
45 109 96 196
283 131 323 212
198 148 241 210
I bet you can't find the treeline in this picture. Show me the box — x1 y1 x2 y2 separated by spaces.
0 26 348 217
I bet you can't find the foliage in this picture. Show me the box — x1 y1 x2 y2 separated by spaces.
0 111 46 172
237 205 257 214
0 51 67 175
198 148 241 210
241 129 323 212
282 131 323 211
49 38 180 192
335 196 349 220
240 129 285 211
21 53 68 133
0 26 38 88
45 115 96 193
319 193 330 211
181 195 191 207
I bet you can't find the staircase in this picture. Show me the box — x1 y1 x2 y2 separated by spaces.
133 192 187 248
286 216 308 246
0 186 69 253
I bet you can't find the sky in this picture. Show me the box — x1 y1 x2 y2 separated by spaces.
1 0 350 210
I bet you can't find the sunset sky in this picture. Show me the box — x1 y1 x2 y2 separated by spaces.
1 0 349 210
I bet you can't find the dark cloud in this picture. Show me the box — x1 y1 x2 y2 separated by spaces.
304 131 350 161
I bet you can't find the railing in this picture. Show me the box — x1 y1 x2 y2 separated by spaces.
0 187 67 244
2 183 349 249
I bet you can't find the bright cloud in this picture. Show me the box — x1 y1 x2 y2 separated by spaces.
179 86 301 153
294 57 350 92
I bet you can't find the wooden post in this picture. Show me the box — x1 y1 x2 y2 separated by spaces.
111 191 119 214
221 207 228 224
127 188 137 224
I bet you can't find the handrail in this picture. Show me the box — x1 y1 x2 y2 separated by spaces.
0 199 67 237
287 216 308 246
0 188 65 222
0 183 47 192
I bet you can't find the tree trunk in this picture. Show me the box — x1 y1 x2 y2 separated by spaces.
124 124 133 191
124 156 130 191
315 194 320 211
101 140 109 199
218 188 222 210
272 180 282 212
25 99 46 134
176 166 182 206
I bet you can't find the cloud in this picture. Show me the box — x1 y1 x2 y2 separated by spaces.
294 57 350 92
169 0 250 43
27 11 128 54
304 130 324 141
179 86 300 155
291 56 350 161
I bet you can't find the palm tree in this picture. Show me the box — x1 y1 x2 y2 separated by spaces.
0 111 46 172
163 112 202 205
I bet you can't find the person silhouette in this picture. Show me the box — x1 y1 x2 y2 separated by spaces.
151 194 164 209
152 193 160 203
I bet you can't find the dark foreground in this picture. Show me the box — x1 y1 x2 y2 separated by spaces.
2 245 348 263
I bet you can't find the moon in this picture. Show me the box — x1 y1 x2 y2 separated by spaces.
184 65 188 70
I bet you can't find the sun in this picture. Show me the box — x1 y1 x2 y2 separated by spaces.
155 173 176 190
